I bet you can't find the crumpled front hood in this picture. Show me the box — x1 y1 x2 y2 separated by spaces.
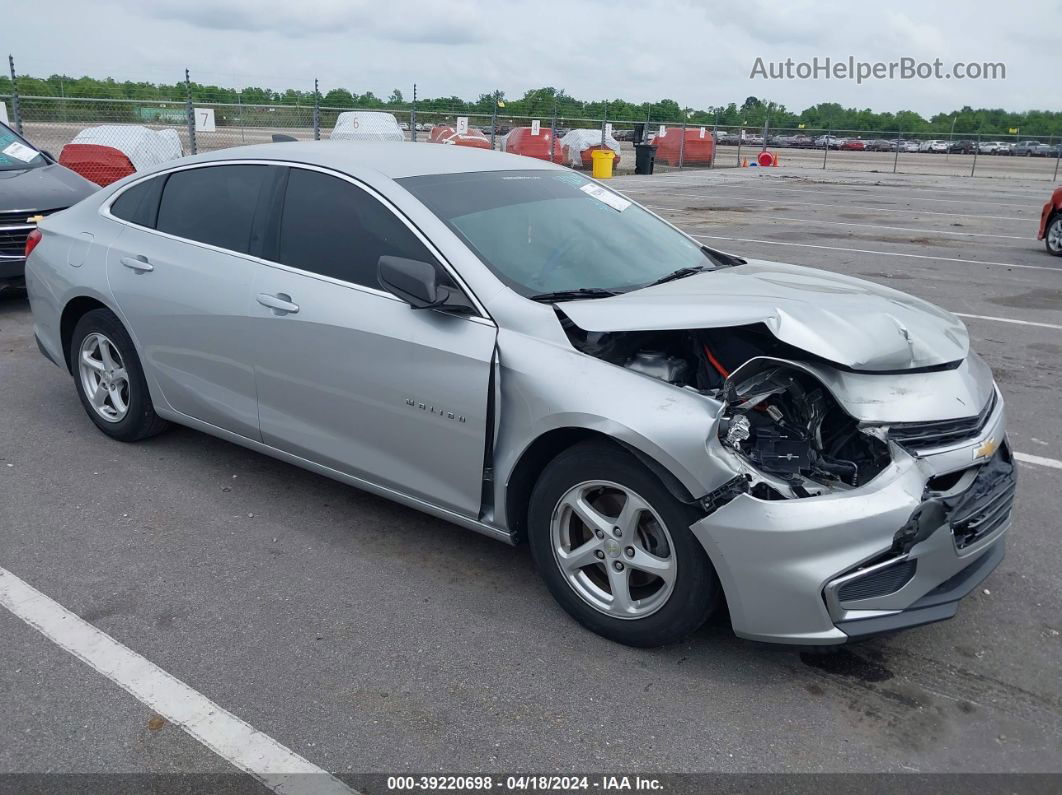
557 259 968 371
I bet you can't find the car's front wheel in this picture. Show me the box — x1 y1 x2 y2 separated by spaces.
69 308 169 442
528 441 720 647
1046 215 1062 257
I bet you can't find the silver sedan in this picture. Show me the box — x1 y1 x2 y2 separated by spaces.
25 142 1013 647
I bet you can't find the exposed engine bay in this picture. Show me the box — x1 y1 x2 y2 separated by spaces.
561 317 892 499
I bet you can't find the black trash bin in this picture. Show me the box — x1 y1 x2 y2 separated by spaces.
634 143 656 175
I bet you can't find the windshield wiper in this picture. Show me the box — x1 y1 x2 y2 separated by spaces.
528 287 622 302
645 265 710 287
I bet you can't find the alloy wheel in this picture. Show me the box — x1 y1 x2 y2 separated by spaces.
550 480 677 619
78 332 130 423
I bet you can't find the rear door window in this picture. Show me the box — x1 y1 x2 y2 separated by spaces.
156 165 271 253
275 167 436 288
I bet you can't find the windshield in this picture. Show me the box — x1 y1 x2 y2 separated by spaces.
398 169 717 297
0 124 47 171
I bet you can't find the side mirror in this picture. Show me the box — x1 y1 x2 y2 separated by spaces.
378 256 447 309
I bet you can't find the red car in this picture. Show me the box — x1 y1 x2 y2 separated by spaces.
1038 186 1062 256
841 139 867 151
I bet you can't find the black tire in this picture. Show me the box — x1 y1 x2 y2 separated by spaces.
1046 215 1062 258
528 440 720 647
69 308 169 442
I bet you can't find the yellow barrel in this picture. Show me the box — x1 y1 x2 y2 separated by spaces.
591 149 616 179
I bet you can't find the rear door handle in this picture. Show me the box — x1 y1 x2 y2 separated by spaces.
256 292 299 314
120 255 153 272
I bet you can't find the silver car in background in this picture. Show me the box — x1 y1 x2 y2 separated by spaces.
26 142 1014 648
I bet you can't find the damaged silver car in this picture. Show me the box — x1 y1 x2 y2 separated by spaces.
26 143 1014 647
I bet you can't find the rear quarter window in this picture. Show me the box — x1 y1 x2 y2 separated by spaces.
109 176 166 228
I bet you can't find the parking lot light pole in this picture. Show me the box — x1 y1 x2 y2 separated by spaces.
7 55 22 135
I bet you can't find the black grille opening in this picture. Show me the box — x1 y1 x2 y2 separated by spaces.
889 391 997 454
838 559 917 602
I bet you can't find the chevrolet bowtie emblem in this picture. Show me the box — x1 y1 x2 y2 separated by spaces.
974 437 999 460
26 215 45 224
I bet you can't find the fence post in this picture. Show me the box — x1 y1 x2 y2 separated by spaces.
411 84 417 143
1053 134 1060 182
761 115 769 153
970 133 981 178
822 127 831 169
313 78 320 141
7 55 22 135
679 117 686 169
710 113 718 168
550 103 557 163
184 68 197 156
736 131 743 168
490 91 499 150
600 102 608 152
893 128 901 173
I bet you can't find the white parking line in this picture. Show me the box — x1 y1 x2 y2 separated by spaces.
0 566 356 795
621 187 1032 223
1014 452 1062 470
689 233 1062 273
681 180 1043 210
954 313 1062 331
644 205 1029 241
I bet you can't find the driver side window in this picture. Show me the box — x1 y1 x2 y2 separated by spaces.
276 168 440 290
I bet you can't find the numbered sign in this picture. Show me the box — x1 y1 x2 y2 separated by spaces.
699 126 706 139
456 116 469 135
194 108 216 132
531 120 541 136
604 122 613 138
658 125 666 138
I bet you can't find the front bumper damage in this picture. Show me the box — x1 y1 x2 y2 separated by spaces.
691 400 1013 646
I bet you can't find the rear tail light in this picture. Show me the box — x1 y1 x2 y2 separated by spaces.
25 228 43 259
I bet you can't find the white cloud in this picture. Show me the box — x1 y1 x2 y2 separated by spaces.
5 0 1058 116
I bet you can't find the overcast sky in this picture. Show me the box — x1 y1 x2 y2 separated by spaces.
7 0 1059 115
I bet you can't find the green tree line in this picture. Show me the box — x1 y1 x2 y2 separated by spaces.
2 73 1059 136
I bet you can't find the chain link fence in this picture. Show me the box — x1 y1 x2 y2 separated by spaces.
3 67 1060 184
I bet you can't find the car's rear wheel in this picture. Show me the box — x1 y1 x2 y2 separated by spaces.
1046 215 1062 257
70 309 169 441
528 441 720 647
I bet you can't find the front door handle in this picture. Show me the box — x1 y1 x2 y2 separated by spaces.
256 292 299 314
120 255 153 272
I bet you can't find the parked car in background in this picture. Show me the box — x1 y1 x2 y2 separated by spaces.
865 139 894 152
0 121 98 290
948 140 978 154
918 140 950 153
993 142 1015 155
814 135 845 149
840 139 867 151
59 125 184 187
1039 186 1062 257
25 142 1012 649
1012 141 1053 157
977 141 1007 154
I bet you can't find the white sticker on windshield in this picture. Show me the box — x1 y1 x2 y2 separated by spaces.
580 182 631 212
2 141 38 163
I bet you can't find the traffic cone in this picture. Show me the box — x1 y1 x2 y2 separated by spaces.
742 158 748 167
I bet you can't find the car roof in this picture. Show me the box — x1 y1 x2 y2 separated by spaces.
178 141 562 180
